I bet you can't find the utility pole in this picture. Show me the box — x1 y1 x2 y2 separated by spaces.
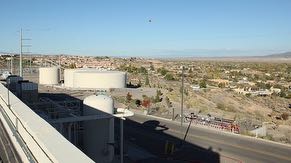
29 54 32 74
181 113 195 146
181 66 185 126
20 28 23 77
59 55 62 81
7 58 9 71
19 28 32 77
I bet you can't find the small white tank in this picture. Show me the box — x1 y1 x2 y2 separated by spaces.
39 67 59 85
83 95 114 115
83 95 114 162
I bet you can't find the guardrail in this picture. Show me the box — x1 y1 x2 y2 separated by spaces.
0 95 39 162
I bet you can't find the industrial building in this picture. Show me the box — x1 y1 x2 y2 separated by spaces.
1 69 133 162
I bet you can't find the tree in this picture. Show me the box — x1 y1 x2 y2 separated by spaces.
199 80 207 88
165 96 172 108
145 75 150 86
164 73 175 80
279 91 287 98
138 79 142 87
138 66 148 74
158 67 168 76
287 66 291 74
126 92 132 103
135 99 141 107
245 93 251 97
150 64 155 71
154 89 162 103
69 63 77 69
142 99 151 108
281 112 289 120
188 68 193 74
218 82 225 88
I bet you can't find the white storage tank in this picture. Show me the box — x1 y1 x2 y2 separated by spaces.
39 67 59 85
83 95 114 114
63 68 126 89
64 69 76 88
83 95 114 162
73 71 126 89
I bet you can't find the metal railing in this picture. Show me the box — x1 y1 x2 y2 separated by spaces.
0 89 53 162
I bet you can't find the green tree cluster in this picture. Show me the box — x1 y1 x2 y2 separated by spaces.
157 67 168 76
164 73 175 80
199 80 207 88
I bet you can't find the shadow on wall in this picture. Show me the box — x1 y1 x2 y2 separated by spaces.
118 118 220 163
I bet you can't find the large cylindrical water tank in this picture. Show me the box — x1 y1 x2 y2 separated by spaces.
39 67 59 85
64 69 76 88
83 95 114 162
73 71 126 89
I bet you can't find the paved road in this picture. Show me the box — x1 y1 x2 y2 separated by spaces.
125 114 291 163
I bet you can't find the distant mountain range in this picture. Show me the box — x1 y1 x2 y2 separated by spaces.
264 52 291 58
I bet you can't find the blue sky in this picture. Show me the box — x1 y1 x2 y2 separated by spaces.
0 0 291 57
